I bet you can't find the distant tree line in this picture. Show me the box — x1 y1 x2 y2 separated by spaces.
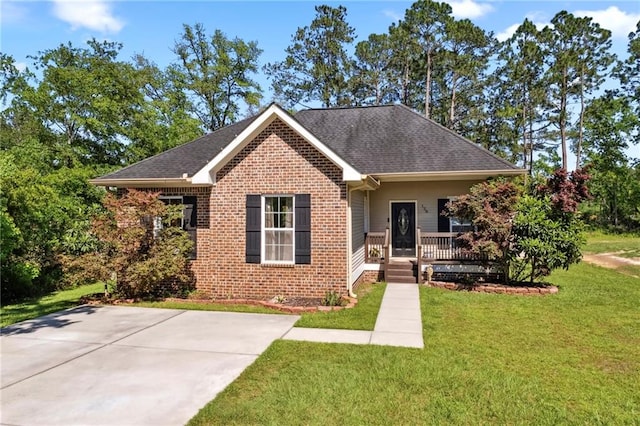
1 1 638 300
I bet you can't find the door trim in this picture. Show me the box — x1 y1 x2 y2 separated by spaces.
389 200 417 258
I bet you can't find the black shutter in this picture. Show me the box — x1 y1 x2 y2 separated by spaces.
295 194 311 264
437 198 450 233
246 195 261 263
183 196 198 259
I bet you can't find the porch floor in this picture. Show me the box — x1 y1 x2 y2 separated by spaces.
282 283 423 349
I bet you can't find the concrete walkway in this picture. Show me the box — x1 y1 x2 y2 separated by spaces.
283 283 424 349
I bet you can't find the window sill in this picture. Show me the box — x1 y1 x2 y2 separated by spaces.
261 262 295 268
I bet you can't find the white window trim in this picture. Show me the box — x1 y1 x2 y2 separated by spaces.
261 195 295 265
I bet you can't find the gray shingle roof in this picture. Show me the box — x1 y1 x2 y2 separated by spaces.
95 104 519 182
97 115 259 180
294 104 518 174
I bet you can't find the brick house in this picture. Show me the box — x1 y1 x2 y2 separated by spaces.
91 104 524 298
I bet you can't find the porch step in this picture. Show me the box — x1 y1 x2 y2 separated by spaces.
385 261 417 284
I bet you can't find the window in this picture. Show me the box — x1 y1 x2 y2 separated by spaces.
246 194 310 265
450 216 473 233
155 195 198 259
437 198 473 233
263 196 294 263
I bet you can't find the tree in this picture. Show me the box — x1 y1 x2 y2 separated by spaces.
352 33 396 105
126 55 201 162
23 40 144 167
583 94 640 229
443 180 521 283
445 170 589 284
495 19 547 171
541 11 614 170
437 18 493 132
62 190 194 298
400 0 453 117
614 20 640 133
266 5 356 108
172 23 262 131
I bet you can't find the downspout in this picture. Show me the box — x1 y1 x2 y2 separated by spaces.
346 185 356 298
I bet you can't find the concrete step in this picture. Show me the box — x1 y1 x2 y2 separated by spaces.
385 268 415 277
386 275 417 284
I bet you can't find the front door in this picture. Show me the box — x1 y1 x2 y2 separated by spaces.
391 202 416 257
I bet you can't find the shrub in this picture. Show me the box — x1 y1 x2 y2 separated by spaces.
322 290 344 307
62 189 194 299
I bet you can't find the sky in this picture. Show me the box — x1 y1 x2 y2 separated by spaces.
3 1 638 165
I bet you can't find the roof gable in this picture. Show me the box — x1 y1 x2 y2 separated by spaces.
190 104 362 184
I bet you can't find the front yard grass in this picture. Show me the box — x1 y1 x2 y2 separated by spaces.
293 282 386 330
0 283 104 327
583 230 640 256
189 262 640 425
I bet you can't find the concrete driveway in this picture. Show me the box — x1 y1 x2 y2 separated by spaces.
1 305 299 426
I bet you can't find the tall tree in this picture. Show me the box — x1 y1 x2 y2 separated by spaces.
583 94 640 229
266 5 356 108
495 19 547 172
352 33 396 105
172 23 262 131
541 11 614 170
126 55 201 162
614 20 640 132
400 0 453 118
437 18 493 132
7 40 144 167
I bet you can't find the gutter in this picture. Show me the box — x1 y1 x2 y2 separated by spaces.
372 169 526 182
88 177 212 188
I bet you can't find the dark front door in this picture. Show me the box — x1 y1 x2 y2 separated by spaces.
391 202 416 257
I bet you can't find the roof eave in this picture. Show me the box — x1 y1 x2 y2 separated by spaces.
373 169 526 182
89 177 211 188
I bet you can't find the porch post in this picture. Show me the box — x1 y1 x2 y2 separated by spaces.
383 227 390 281
417 226 422 284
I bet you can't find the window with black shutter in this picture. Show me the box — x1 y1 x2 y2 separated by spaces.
245 194 311 264
158 196 198 259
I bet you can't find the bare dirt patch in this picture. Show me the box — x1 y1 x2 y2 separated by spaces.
583 252 640 269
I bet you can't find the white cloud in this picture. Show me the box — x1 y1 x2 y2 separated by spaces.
14 62 27 72
52 0 124 34
383 9 402 23
496 17 549 42
574 6 640 39
446 0 493 20
1 1 28 25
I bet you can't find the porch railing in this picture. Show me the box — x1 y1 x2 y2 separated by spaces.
364 231 386 263
365 230 485 263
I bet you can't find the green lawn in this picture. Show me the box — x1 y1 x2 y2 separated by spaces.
189 262 640 425
0 283 104 327
583 230 640 256
293 282 386 330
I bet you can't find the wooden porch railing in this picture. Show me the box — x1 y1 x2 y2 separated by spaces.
419 232 484 261
364 231 386 263
365 230 485 263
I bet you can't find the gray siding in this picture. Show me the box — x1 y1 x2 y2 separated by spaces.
351 190 366 282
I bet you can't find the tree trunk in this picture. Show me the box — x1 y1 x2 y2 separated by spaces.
560 66 568 170
449 72 457 128
425 50 431 119
576 66 585 169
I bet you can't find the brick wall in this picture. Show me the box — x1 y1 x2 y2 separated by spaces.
202 118 348 298
121 119 348 298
